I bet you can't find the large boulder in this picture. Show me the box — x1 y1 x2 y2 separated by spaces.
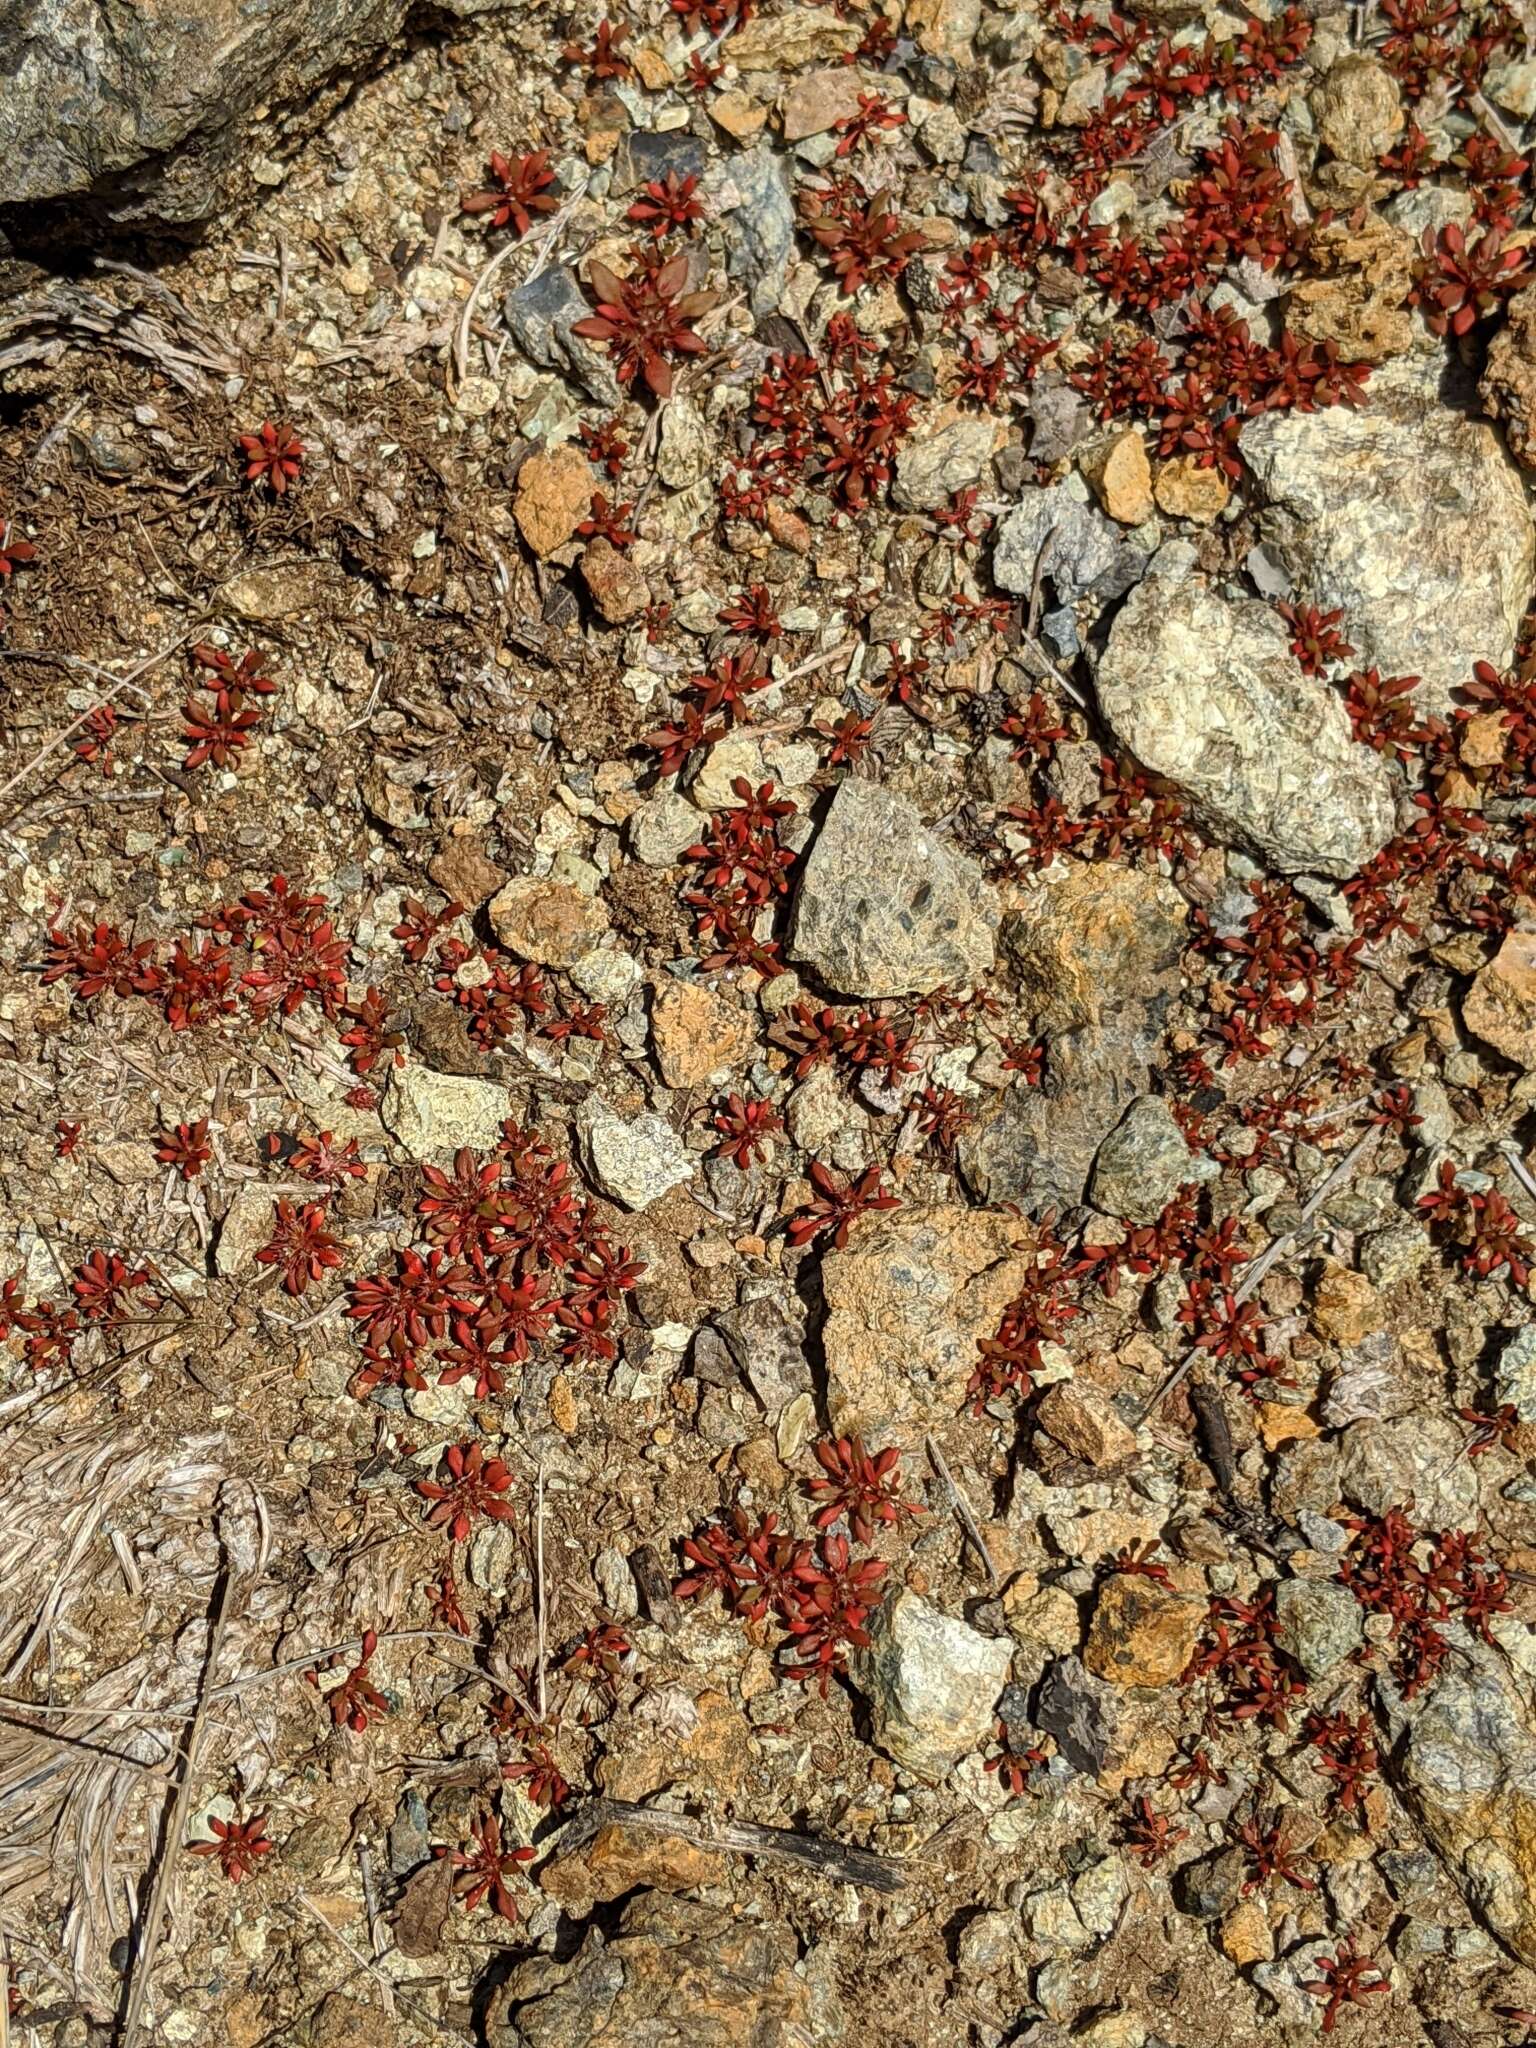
1241 350 1535 718
0 0 492 229
1095 542 1397 876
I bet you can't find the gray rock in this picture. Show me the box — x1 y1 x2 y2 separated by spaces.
993 478 1145 608
1338 1414 1480 1530
611 128 708 197
503 265 622 406
1089 1094 1211 1223
789 778 998 997
851 1588 1012 1780
1272 1577 1365 1679
1360 1221 1433 1290
627 786 701 865
961 1028 1147 1213
1021 1884 1094 1952
382 1064 514 1160
1496 1324 1536 1423
1035 1655 1124 1776
1241 350 1535 718
714 1289 813 1418
892 414 1001 513
1321 1331 1413 1428
1379 1630 1536 1967
1174 1844 1245 1920
576 1099 695 1210
712 149 797 318
1095 543 1397 877
0 0 484 225
215 1185 282 1279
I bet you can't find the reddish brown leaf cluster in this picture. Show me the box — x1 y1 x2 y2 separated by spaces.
572 246 717 399
191 1809 274 1883
804 1435 922 1544
1336 1505 1512 1695
236 420 304 494
306 1628 389 1732
345 1127 644 1400
675 1501 893 1696
462 148 560 236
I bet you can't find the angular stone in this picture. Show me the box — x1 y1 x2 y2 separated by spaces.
1001 861 1187 1038
514 444 595 559
993 478 1146 608
726 6 861 67
1036 1382 1136 1468
1095 543 1396 876
1482 281 1536 472
1379 1632 1536 1967
650 978 755 1087
540 1822 725 1908
1465 930 1536 1069
489 876 610 966
1311 1263 1386 1347
381 1066 515 1161
487 1892 815 2047
503 265 621 406
1272 1577 1364 1679
1496 1325 1536 1424
712 147 797 317
577 1100 695 1211
1285 211 1415 365
959 1028 1146 1215
1080 428 1153 526
627 786 700 865
822 1203 1024 1435
1338 1415 1479 1530
1090 1094 1205 1223
789 778 998 998
781 67 867 140
892 410 1001 513
1083 1574 1205 1688
581 537 649 624
1035 1655 1126 1776
1241 351 1535 717
1309 55 1404 166
1152 455 1229 523
851 1588 1012 1779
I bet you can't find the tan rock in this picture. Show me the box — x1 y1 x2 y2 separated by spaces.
1461 709 1511 769
541 1821 726 1907
1083 1573 1207 1688
1311 1263 1386 1347
1001 861 1186 1036
781 66 866 140
489 875 610 965
514 443 594 558
728 6 861 67
1081 428 1153 525
1153 455 1229 523
765 498 813 552
1310 54 1404 167
823 1203 1025 1435
630 44 674 88
429 835 508 909
1465 928 1536 1068
710 90 768 141
1036 1381 1135 1467
489 1892 815 2046
548 1372 578 1434
904 0 981 62
1285 211 1415 365
1221 1896 1274 1966
651 978 756 1087
581 536 650 624
1258 1402 1322 1451
1483 281 1536 472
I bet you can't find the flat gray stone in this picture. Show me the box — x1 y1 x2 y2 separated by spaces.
851 1588 1012 1780
789 778 998 997
1095 543 1397 877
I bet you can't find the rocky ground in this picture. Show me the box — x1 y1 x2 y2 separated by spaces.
4 0 1536 2044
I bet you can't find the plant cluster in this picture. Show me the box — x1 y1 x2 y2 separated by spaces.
1336 1505 1512 1695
